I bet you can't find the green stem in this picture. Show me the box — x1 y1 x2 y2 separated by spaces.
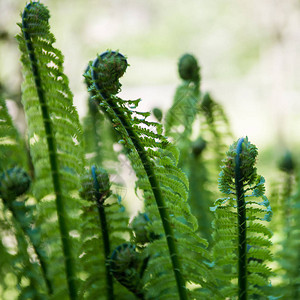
91 166 114 300
111 103 186 299
22 4 77 299
7 201 53 295
94 94 187 299
235 138 247 300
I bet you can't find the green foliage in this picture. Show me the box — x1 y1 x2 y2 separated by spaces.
165 53 200 166
85 50 213 299
79 166 132 299
211 137 273 299
110 243 148 299
0 2 296 300
271 152 300 299
17 2 85 298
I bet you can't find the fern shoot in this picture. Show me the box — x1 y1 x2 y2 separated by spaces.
80 166 114 299
0 167 54 296
211 137 273 299
90 51 187 299
17 2 84 298
85 50 212 299
110 242 149 299
165 53 201 169
79 166 132 299
275 152 300 298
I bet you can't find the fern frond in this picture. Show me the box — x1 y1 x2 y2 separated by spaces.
85 51 214 299
273 152 300 299
17 2 85 298
0 168 50 299
165 54 201 169
211 137 273 299
79 167 133 299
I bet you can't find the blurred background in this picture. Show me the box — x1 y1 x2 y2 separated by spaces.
1 0 300 192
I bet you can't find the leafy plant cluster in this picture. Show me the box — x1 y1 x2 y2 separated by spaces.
0 2 298 299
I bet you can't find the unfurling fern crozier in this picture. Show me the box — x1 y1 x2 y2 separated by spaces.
211 137 273 299
85 50 214 299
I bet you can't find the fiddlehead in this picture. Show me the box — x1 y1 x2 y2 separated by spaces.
130 212 160 246
85 50 213 299
0 167 31 202
178 53 200 87
79 166 132 299
211 137 273 299
80 166 114 300
0 167 53 297
165 54 201 162
110 243 148 299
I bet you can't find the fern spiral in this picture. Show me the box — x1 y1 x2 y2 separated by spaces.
211 137 273 299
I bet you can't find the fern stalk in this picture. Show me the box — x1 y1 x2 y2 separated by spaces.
91 165 114 300
21 3 77 299
90 54 188 300
104 97 187 300
235 138 247 300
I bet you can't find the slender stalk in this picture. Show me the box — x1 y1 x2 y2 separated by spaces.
91 166 114 300
103 97 187 300
22 4 77 299
235 138 247 300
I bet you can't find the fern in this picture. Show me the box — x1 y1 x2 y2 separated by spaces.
274 151 300 299
17 2 84 298
0 97 40 298
165 53 200 169
79 166 133 299
85 50 214 299
0 167 50 299
211 137 273 299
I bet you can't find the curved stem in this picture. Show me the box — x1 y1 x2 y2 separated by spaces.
91 166 114 300
95 94 187 299
22 4 77 299
235 138 247 300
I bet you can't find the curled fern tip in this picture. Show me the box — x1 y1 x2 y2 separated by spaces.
178 53 200 82
91 50 128 98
